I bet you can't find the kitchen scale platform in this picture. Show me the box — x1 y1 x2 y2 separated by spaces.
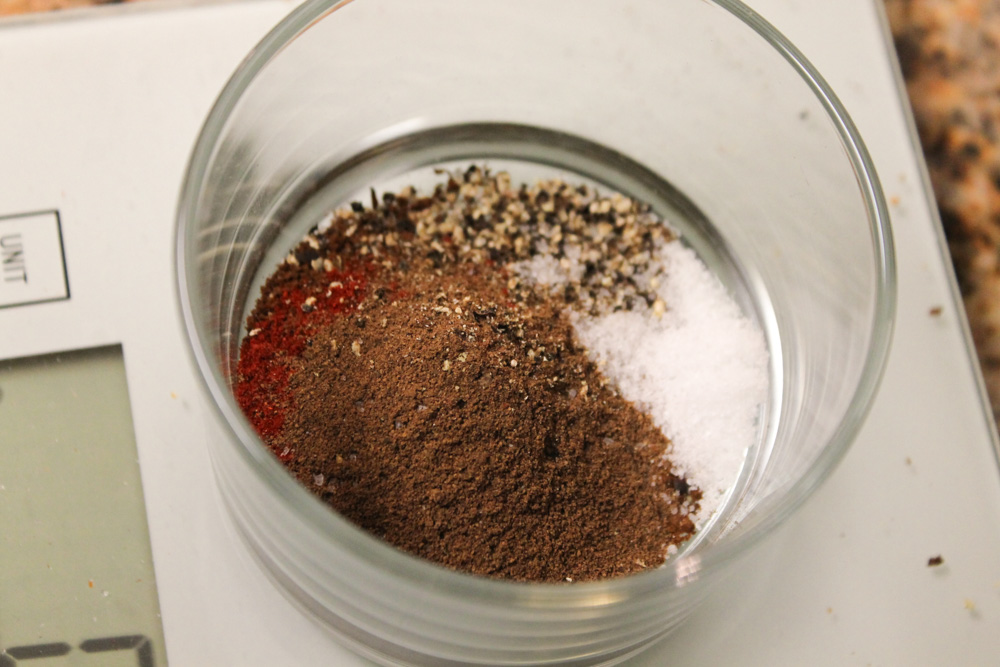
2 0 999 664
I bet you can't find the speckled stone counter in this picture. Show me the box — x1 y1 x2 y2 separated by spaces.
885 0 1000 422
4 0 999 424
0 0 124 16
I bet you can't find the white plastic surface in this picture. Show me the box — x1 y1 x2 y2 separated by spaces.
0 1 997 664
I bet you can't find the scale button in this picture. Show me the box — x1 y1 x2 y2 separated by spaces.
0 210 69 309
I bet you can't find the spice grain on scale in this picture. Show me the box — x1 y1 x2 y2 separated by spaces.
236 166 768 582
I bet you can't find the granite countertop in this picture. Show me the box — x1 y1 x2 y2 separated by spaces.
0 0 126 15
3 0 998 423
885 0 1000 424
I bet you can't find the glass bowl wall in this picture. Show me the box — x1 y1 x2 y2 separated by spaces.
176 1 895 664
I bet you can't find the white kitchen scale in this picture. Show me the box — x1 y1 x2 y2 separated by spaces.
2 0 999 664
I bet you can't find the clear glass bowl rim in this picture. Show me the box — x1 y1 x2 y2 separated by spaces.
175 0 897 600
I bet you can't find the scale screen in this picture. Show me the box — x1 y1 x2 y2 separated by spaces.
0 345 167 666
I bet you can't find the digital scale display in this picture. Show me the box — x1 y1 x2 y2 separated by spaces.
0 346 168 666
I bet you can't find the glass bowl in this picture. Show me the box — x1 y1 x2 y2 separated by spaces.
175 0 896 664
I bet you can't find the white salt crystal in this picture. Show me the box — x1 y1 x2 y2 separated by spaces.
515 247 584 295
520 240 769 526
517 254 564 286
572 241 769 524
316 211 335 234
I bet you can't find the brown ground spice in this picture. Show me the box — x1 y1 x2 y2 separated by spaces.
238 168 700 582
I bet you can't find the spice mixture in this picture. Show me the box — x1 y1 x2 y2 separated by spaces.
236 166 758 582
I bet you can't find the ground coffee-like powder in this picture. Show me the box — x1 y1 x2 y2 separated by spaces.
237 168 701 582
